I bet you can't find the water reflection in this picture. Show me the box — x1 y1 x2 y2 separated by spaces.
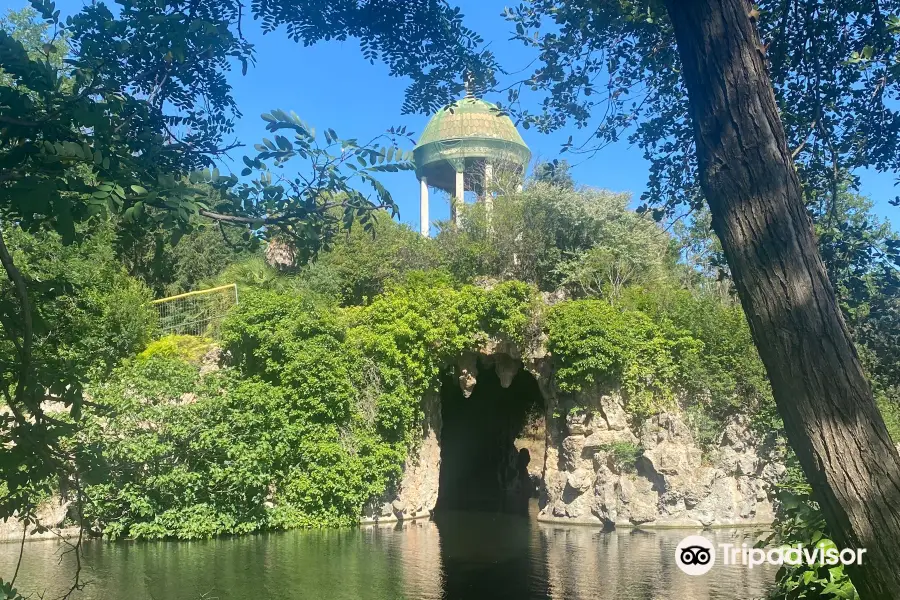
538 524 775 599
435 511 548 599
1 508 775 599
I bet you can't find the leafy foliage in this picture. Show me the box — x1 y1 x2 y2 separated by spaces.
598 441 642 473
762 465 859 599
2 223 157 382
138 335 215 365
0 578 25 600
294 213 440 306
117 212 254 297
0 221 156 534
437 182 672 294
503 0 900 217
0 2 417 534
545 285 776 430
532 159 575 189
546 299 701 419
79 279 539 538
247 0 497 114
621 287 775 431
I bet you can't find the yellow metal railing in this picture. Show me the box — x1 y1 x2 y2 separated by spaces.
153 283 238 337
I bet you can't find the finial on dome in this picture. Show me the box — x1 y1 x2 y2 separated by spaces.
464 71 476 99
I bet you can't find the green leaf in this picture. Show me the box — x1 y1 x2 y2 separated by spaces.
52 196 75 244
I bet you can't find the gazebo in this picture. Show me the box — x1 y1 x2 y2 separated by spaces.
413 96 531 237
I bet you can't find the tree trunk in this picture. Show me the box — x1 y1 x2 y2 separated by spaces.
664 0 900 597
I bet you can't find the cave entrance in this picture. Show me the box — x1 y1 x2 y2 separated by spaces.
435 356 543 515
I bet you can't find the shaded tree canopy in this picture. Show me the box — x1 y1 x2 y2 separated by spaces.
503 1 900 215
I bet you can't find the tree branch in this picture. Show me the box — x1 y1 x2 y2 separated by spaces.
0 221 32 408
791 118 817 160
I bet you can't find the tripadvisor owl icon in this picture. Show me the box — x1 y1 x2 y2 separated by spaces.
676 535 716 576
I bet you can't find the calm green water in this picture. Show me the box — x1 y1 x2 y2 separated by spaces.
2 509 777 599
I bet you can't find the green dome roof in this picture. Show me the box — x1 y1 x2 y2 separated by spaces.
417 98 528 148
413 98 531 192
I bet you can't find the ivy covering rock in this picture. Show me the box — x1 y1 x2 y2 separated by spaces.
74 270 783 539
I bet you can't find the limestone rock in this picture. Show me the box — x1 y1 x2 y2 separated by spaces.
566 468 593 494
599 394 630 431
540 401 783 528
616 476 658 525
0 497 76 542
565 408 594 436
361 393 441 524
199 345 224 376
456 352 478 398
561 435 586 472
495 353 521 388
265 238 296 270
582 428 638 449
392 498 407 518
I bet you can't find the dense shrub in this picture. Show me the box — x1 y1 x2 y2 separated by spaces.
2 223 156 382
80 278 539 539
138 335 215 364
620 287 776 430
546 299 702 419
302 215 440 305
82 357 342 539
116 210 254 297
436 183 674 294
762 462 858 599
599 442 642 473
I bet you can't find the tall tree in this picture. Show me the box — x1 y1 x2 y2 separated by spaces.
497 1 900 596
664 4 900 596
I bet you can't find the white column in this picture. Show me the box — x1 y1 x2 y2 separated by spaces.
419 177 429 237
483 163 494 214
454 170 465 228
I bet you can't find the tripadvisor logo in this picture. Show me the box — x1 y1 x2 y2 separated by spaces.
676 535 716 575
675 535 867 576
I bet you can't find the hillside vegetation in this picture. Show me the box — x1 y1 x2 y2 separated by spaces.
4 176 893 545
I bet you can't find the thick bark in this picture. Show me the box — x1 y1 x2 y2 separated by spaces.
664 0 900 597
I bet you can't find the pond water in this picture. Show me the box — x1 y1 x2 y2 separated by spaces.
1 507 777 600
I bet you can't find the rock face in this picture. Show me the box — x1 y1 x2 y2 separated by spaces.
264 238 296 270
362 342 784 528
0 497 80 542
540 392 781 527
456 352 479 399
361 392 442 524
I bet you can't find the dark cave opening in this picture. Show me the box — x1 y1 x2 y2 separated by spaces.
435 357 543 515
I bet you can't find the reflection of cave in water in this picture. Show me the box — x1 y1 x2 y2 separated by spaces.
435 506 550 600
434 360 547 598
435 358 543 514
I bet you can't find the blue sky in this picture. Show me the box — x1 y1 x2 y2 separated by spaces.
5 0 897 228
210 0 654 228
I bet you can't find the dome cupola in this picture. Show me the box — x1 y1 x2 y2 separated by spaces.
413 97 531 236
